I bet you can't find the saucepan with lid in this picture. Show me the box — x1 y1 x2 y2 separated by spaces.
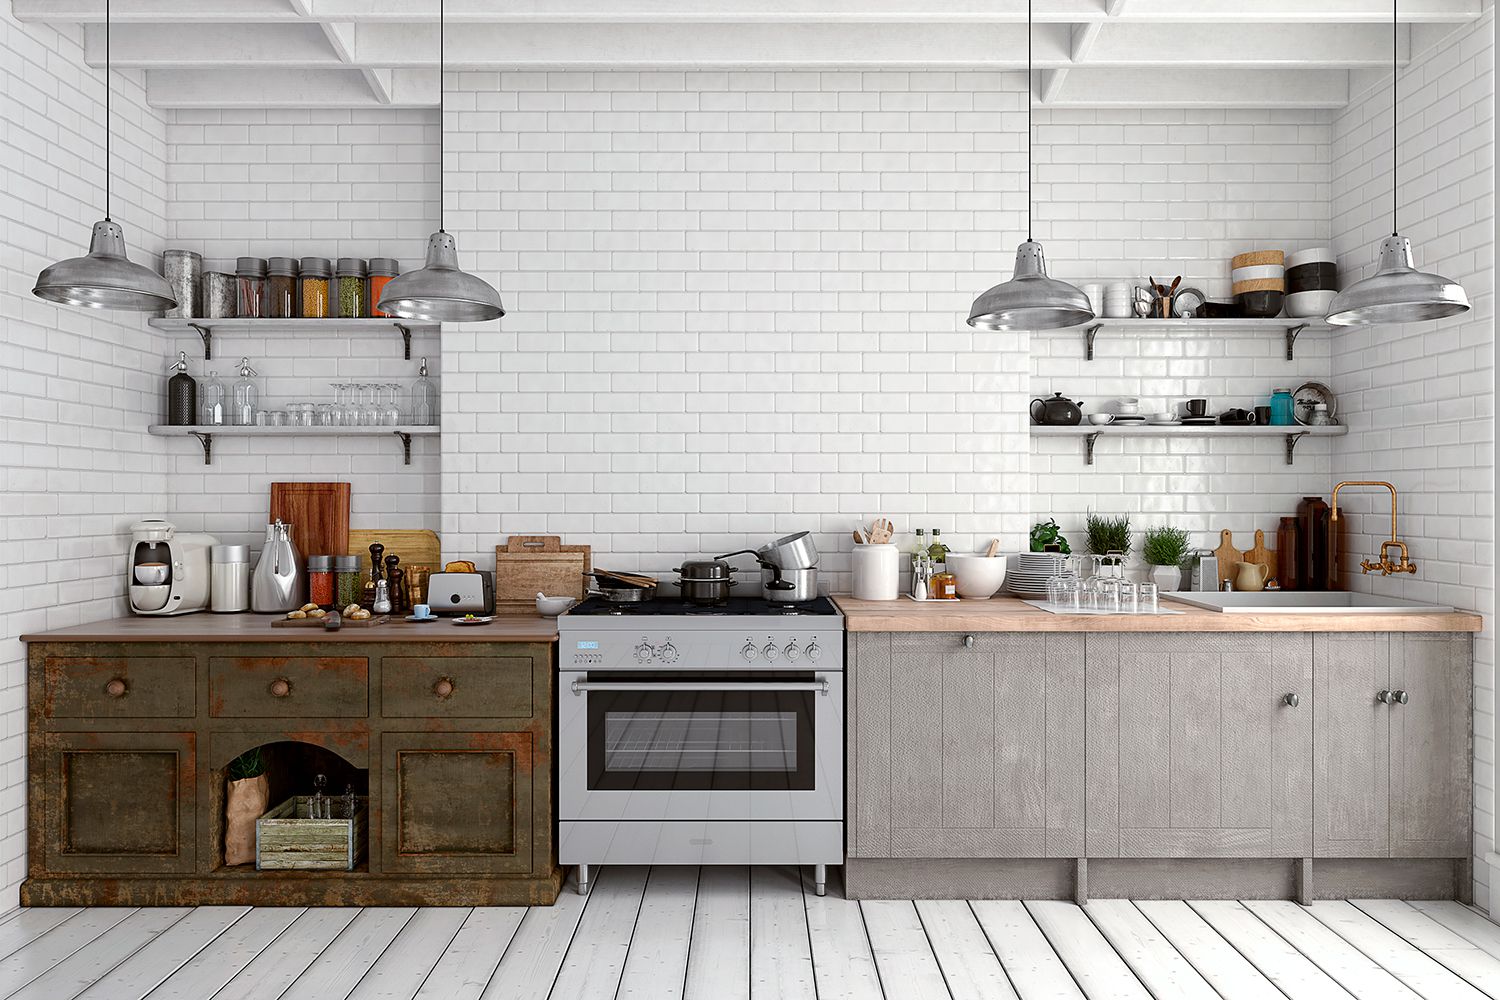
675 557 740 606
758 531 820 570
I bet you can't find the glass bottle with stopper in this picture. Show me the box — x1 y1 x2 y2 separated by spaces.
411 357 437 426
231 357 259 427
166 351 197 426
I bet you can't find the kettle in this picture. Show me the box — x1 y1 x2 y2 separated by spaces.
251 519 305 612
1030 392 1085 426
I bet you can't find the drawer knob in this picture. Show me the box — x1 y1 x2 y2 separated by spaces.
269 678 292 698
433 677 455 699
1283 692 1300 707
1392 689 1409 705
963 634 976 648
104 678 127 698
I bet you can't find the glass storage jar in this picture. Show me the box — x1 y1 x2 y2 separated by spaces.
337 258 368 318
307 555 336 608
235 257 268 317
299 257 332 318
1269 388 1295 426
335 555 363 608
265 257 299 318
368 258 400 317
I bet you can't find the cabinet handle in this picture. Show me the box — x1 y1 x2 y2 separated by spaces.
1377 689 1395 704
104 678 127 698
1283 692 1300 707
1392 689 1409 705
963 634 976 648
269 678 292 698
433 677 455 699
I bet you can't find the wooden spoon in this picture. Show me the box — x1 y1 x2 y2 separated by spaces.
985 538 1000 558
869 518 894 544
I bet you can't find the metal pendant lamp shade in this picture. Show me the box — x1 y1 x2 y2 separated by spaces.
375 231 504 322
1325 0 1469 327
33 220 177 311
968 241 1095 331
1324 235 1470 326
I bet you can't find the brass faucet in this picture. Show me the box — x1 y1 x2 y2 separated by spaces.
1329 481 1417 576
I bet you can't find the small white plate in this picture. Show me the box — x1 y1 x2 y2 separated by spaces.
1148 418 1181 425
405 614 440 623
452 616 494 626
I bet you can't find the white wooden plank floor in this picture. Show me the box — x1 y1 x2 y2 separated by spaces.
2 868 1498 1000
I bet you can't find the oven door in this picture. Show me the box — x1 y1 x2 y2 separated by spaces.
559 670 843 821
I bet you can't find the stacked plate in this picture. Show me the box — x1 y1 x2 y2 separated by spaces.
1231 250 1285 317
1007 551 1069 597
1103 282 1133 319
1286 247 1338 317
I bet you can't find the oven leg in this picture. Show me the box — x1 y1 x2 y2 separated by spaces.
577 864 591 896
814 864 827 897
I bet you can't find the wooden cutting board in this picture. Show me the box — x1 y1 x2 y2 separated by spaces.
271 614 389 628
270 483 350 559
1211 529 1242 591
346 529 442 572
494 535 592 613
1244 529 1279 587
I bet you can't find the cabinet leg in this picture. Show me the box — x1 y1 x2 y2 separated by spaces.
1296 858 1312 906
577 864 591 896
814 864 827 897
1074 858 1088 906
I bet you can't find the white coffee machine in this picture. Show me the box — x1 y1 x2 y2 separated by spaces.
128 519 217 615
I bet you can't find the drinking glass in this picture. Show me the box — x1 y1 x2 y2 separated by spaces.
382 383 403 426
1118 580 1138 614
358 384 380 427
1137 582 1159 614
316 402 334 427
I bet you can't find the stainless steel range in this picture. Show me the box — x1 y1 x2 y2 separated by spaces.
557 595 844 896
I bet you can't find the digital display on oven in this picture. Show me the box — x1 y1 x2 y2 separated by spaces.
576 641 599 649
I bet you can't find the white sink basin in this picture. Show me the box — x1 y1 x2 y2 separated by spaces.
1167 591 1454 614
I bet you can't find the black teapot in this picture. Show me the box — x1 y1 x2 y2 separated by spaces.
1030 392 1084 426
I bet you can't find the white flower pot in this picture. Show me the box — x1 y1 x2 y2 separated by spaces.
1150 564 1182 592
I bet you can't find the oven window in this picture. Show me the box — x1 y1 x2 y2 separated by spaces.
586 673 816 791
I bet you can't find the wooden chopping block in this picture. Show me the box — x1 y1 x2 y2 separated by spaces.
1211 529 1242 592
1244 529 1279 588
347 529 441 573
494 535 592 613
270 483 350 560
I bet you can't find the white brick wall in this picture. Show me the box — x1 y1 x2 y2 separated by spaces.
0 10 170 910
1331 10 1496 910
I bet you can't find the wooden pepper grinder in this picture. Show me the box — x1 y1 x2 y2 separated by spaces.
384 554 404 614
363 542 385 609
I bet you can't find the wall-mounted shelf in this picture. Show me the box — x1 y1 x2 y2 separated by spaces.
1032 423 1347 466
1062 317 1329 361
148 318 438 361
148 424 439 466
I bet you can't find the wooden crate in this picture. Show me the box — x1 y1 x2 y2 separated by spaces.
255 795 368 871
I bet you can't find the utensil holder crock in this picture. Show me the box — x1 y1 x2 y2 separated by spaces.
851 543 899 601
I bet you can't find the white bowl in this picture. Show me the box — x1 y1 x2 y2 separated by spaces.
1087 413 1114 426
1286 247 1334 268
946 553 1007 599
134 562 169 586
535 593 577 617
1285 289 1337 317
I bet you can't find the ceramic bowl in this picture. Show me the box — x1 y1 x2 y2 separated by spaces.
1237 289 1284 318
535 593 577 617
1286 289 1337 317
1087 413 1114 426
946 553 1007 599
134 562 169 586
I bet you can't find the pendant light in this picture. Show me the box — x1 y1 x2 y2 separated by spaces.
967 0 1092 331
375 0 504 323
1324 0 1469 326
32 0 176 312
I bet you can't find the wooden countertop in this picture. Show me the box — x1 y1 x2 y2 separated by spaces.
832 595 1482 633
21 613 559 644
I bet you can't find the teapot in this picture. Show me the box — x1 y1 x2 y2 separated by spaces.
1233 561 1270 593
1030 392 1084 426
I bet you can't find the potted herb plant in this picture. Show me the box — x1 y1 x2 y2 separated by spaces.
224 747 269 866
1142 525 1191 591
1084 512 1131 579
1029 519 1071 554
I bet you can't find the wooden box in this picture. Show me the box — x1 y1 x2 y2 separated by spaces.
256 795 368 871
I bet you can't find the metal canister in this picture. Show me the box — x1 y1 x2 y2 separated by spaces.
204 272 237 318
162 249 203 319
211 544 252 612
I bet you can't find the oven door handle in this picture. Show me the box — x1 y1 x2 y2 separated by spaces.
570 678 831 696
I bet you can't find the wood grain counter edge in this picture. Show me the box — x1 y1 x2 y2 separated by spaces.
832 595 1483 633
21 614 559 644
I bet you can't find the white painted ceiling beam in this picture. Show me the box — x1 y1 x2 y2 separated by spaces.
84 23 341 66
1044 67 1350 107
145 67 437 106
1084 23 1410 67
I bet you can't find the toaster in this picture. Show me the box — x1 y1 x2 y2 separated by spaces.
426 571 494 615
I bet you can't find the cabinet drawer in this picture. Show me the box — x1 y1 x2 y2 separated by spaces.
382 656 534 719
43 655 195 719
208 655 368 718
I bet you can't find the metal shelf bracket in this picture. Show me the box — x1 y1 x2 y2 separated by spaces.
1085 431 1102 465
190 431 213 465
1284 323 1308 361
189 323 213 360
1083 324 1103 361
395 431 413 465
395 324 413 360
1284 431 1308 466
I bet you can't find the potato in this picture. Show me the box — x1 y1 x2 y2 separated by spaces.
350 609 372 620
308 608 327 618
343 603 362 616
300 603 319 613
285 610 307 619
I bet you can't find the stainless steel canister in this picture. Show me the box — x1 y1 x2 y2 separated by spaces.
204 272 237 318
162 249 203 319
211 544 252 612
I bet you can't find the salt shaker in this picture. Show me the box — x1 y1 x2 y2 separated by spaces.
373 580 392 615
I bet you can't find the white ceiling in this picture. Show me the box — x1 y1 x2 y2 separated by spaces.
14 0 1487 108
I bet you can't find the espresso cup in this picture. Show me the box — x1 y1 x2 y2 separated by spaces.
1186 398 1208 417
413 604 433 619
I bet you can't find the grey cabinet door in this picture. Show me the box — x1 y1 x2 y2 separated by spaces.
848 631 1084 859
1313 632 1391 857
1085 633 1312 858
1389 632 1472 857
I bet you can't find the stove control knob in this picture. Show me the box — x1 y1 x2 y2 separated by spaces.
784 641 801 662
741 642 758 662
658 641 678 663
762 642 779 662
807 641 822 662
634 641 655 664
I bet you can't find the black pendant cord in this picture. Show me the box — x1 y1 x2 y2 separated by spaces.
1391 0 1398 236
104 0 111 222
438 0 446 235
1026 0 1032 241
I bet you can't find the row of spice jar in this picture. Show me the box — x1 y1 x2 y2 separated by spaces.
161 250 402 320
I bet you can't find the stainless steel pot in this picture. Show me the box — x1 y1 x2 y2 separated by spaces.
760 531 819 570
761 565 818 604
676 558 738 606
583 572 657 604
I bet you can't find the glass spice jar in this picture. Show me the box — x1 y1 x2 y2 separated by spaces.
265 257 299 318
368 258 400 317
235 257 268 317
335 555 363 608
307 555 336 608
299 256 332 318
337 258 368 319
